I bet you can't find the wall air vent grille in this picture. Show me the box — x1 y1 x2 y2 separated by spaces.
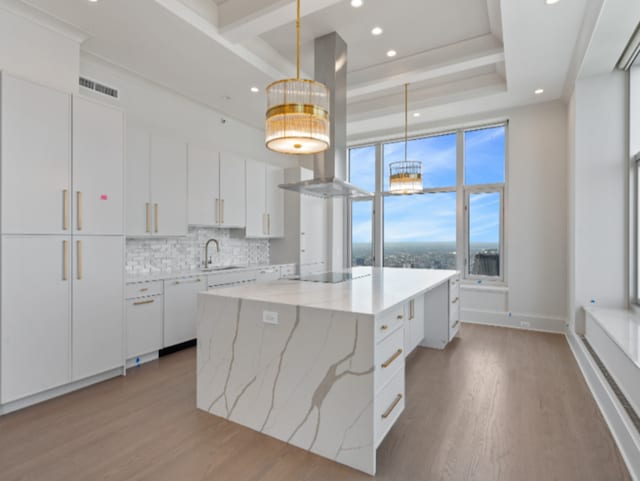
78 76 119 99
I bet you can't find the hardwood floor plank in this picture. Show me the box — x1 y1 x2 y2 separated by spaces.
0 324 631 481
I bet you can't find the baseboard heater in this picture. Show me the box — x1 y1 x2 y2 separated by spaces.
582 336 640 435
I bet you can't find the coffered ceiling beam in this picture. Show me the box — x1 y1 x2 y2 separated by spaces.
218 0 343 44
348 34 504 100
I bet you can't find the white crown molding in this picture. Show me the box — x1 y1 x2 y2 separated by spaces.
1 0 88 43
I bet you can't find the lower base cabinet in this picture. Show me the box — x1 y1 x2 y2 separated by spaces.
164 276 205 347
126 294 163 358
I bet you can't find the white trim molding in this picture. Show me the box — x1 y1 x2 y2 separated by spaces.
461 308 567 334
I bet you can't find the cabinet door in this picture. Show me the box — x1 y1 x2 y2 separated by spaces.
126 296 164 358
72 236 124 380
265 166 284 238
219 152 246 228
150 136 188 236
245 159 266 237
164 277 205 347
1 235 71 403
188 145 219 226
73 97 124 235
1 73 71 235
300 188 328 265
405 295 425 354
125 129 151 236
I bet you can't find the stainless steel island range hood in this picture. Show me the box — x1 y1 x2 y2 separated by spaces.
279 32 370 198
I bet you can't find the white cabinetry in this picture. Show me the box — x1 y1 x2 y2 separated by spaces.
1 73 71 235
404 295 425 355
126 130 188 236
72 236 124 380
1 236 71 403
421 278 459 350
72 97 124 235
245 159 284 238
271 167 327 272
188 148 245 228
164 276 205 347
126 293 163 359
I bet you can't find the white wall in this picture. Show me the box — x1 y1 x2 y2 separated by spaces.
0 6 80 93
569 72 628 334
460 101 569 332
79 55 296 169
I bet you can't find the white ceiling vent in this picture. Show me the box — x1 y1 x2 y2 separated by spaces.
79 76 119 99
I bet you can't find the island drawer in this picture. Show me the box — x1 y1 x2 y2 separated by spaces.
375 304 405 343
375 327 404 394
126 280 163 299
375 366 405 448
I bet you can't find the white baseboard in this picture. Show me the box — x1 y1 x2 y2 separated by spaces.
0 367 123 416
461 308 567 334
126 351 159 369
566 332 640 481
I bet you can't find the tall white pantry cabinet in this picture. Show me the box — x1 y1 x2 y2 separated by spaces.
0 73 125 405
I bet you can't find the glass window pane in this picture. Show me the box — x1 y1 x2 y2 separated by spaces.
464 126 505 185
468 191 501 277
348 145 376 193
351 200 373 266
384 192 457 269
383 133 457 191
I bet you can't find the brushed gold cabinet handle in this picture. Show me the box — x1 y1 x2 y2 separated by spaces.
133 299 154 306
381 349 403 369
267 213 271 235
62 240 68 281
452 320 460 330
139 287 149 292
221 199 225 224
63 189 69 230
77 240 83 280
380 324 389 331
397 314 404 320
452 297 459 304
409 299 415 320
154 203 159 233
381 394 403 419
146 203 151 233
77 191 83 230
215 198 219 224
263 213 267 235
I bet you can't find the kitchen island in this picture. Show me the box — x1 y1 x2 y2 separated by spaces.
196 267 459 475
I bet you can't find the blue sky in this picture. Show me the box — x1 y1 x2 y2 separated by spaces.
350 126 504 245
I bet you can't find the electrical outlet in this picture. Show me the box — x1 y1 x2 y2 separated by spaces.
263 311 279 325
520 321 530 329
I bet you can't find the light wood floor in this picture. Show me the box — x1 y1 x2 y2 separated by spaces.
0 324 631 481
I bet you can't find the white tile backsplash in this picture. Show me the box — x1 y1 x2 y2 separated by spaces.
126 227 269 275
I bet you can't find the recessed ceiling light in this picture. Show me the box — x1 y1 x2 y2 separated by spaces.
351 0 363 7
250 87 259 93
88 0 98 3
534 88 544 95
371 26 383 36
413 112 421 118
386 50 397 58
545 0 559 4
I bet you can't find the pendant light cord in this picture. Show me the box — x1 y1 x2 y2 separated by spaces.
296 0 301 79
404 83 408 162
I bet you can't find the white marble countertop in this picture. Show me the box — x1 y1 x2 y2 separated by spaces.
585 306 640 368
202 267 458 315
126 264 286 284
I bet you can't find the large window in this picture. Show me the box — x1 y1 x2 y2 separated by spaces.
348 123 507 281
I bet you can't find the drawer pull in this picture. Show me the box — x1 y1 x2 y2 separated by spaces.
452 297 459 304
174 278 202 285
452 320 460 330
396 315 403 320
380 324 389 331
381 349 403 369
139 287 149 292
133 299 154 306
381 394 403 419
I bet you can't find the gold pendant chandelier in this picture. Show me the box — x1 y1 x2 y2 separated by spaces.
265 0 330 155
389 84 423 194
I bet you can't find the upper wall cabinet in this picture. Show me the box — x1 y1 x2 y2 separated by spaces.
187 148 246 228
1 73 71 235
245 159 284 238
126 129 188 237
72 97 124 235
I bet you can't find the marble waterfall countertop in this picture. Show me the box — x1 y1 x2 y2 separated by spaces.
201 266 457 315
